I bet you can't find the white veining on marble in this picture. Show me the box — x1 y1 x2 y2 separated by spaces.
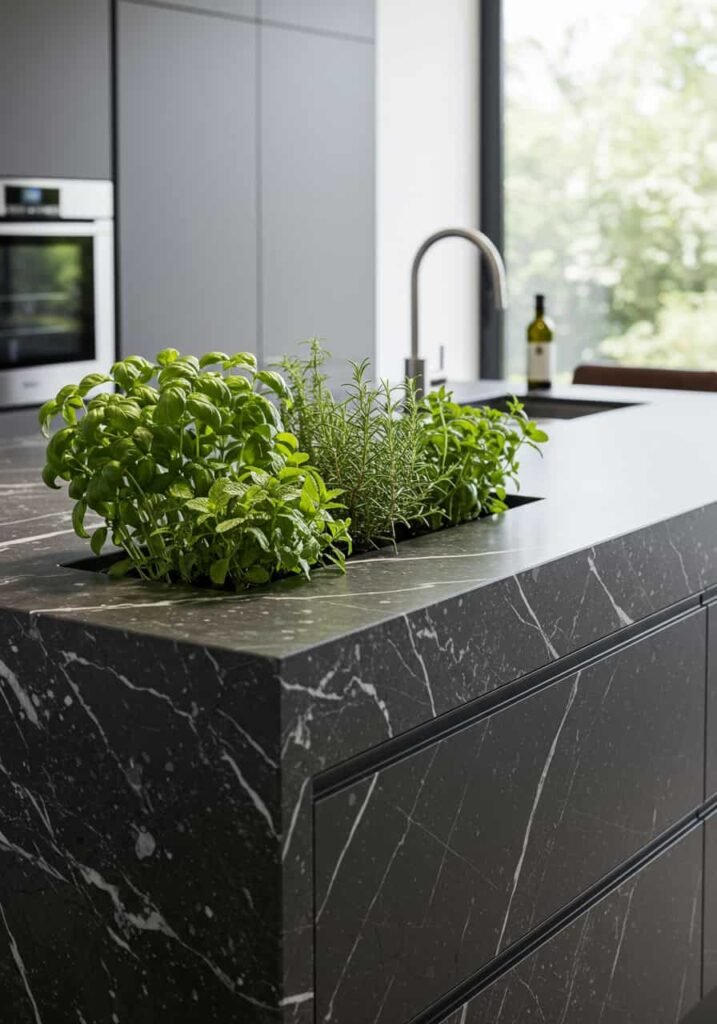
282 776 311 863
317 773 378 921
321 749 439 1023
0 827 67 883
557 911 591 1024
587 554 633 627
0 527 76 550
0 657 41 727
597 883 635 1024
0 510 70 529
346 547 538 566
105 925 139 959
666 530 692 593
495 672 580 955
217 709 277 769
372 977 395 1023
0 482 46 491
279 991 314 1006
29 577 501 619
62 650 199 735
0 897 43 1023
426 721 492 911
402 615 437 716
77 862 274 1009
674 870 703 1024
512 577 560 660
57 659 151 807
349 672 394 737
517 977 548 1024
221 750 277 837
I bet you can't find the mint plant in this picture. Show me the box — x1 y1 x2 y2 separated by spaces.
39 351 350 587
419 388 548 526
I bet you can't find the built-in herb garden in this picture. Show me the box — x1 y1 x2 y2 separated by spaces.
40 344 547 590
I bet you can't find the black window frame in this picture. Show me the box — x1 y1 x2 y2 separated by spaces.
479 0 504 380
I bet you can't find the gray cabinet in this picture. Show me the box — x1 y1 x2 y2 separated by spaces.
260 0 374 39
260 24 375 372
315 610 706 1024
131 0 257 16
0 0 111 179
117 1 257 361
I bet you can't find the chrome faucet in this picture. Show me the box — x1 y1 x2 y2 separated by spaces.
405 227 508 397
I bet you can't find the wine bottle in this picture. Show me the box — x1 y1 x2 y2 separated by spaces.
527 294 555 390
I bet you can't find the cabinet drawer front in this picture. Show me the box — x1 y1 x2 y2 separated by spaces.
444 827 702 1024
315 611 706 1024
703 813 717 993
706 605 717 798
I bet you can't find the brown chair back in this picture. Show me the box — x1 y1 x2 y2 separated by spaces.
573 363 717 392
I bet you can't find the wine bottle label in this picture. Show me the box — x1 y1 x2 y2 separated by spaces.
528 342 555 384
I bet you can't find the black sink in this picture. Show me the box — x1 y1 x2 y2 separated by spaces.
471 393 640 420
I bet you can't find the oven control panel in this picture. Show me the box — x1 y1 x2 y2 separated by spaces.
4 185 60 219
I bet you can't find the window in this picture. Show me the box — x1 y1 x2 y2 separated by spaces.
485 0 717 381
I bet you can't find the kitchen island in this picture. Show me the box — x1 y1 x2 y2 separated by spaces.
0 381 716 1023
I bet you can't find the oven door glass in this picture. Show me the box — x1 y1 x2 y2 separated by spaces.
0 234 95 370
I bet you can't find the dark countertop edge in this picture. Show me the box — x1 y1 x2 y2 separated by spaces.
19 495 717 668
3 379 717 661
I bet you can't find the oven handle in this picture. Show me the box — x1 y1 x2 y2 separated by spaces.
0 221 107 238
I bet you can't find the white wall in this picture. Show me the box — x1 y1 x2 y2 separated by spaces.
376 0 480 384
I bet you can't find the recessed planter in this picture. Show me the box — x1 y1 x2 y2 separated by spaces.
42 348 547 592
61 493 543 585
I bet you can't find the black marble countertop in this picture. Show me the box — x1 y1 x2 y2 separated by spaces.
0 380 715 658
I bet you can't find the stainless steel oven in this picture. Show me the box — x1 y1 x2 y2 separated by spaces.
0 178 114 409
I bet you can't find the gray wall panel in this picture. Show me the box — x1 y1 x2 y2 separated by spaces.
260 24 375 373
0 0 111 179
117 1 257 360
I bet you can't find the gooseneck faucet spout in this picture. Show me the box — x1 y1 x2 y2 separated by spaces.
405 227 508 397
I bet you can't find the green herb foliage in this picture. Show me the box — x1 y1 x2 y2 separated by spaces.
279 341 548 548
279 344 438 547
419 389 549 527
39 350 351 587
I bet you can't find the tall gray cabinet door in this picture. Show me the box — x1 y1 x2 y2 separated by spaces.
147 0 257 16
117 2 257 361
0 0 111 179
260 26 375 372
260 0 374 39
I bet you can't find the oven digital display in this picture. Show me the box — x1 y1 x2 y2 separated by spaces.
5 186 60 217
19 187 43 206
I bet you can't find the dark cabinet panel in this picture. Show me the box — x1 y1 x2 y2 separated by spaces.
260 24 374 372
260 0 374 39
707 604 717 798
314 611 706 1024
704 813 717 994
0 0 111 179
117 2 257 360
444 828 702 1024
